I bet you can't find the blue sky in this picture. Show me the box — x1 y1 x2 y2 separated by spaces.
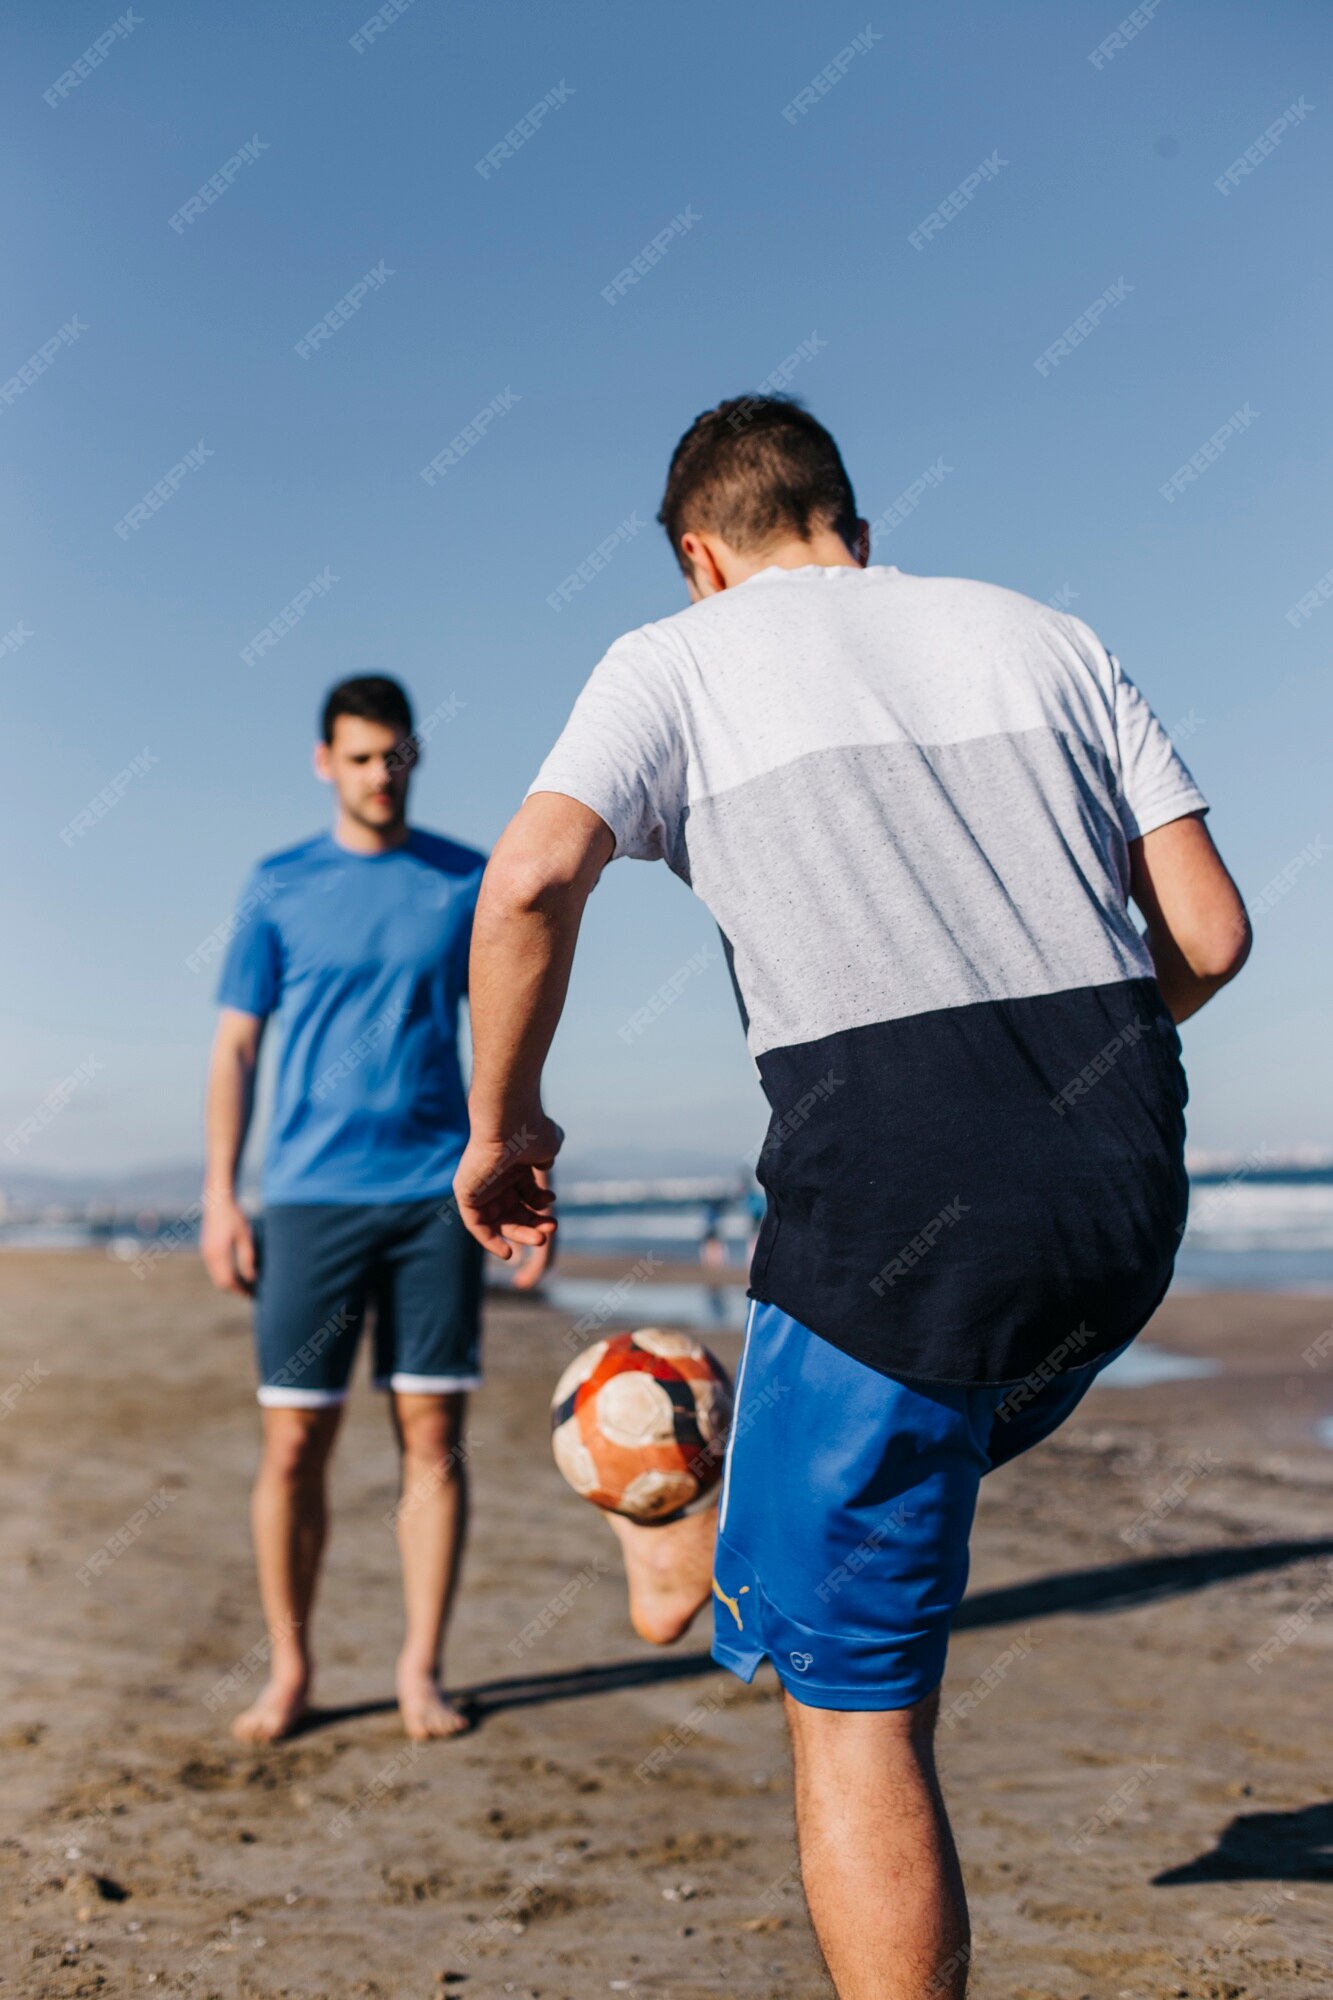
3 0 1330 1182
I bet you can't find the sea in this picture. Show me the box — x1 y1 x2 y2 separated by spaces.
7 1168 1333 1357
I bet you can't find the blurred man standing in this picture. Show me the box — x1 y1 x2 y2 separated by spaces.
203 675 542 1742
454 400 1250 1996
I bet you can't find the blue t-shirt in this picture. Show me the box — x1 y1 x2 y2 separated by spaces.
216 829 485 1205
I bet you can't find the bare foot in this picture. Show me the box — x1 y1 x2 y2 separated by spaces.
396 1660 470 1741
231 1673 309 1744
606 1503 718 1645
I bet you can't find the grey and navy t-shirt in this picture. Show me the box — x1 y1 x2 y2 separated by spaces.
530 564 1206 1385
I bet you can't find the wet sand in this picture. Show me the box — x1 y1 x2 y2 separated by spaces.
3 1251 1333 1998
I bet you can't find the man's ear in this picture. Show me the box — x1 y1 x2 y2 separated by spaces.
852 519 871 567
313 742 332 784
677 531 728 598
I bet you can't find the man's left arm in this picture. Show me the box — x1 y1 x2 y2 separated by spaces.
455 792 615 1259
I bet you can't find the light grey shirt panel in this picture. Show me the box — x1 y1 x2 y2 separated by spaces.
528 568 1206 859
527 626 692 872
683 729 1156 1057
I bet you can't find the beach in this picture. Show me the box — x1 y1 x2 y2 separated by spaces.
3 1250 1332 1999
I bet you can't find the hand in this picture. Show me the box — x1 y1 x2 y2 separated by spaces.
454 1115 562 1262
511 1170 557 1290
200 1192 258 1295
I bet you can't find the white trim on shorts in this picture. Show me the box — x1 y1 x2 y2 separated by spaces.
718 1299 756 1537
257 1385 348 1409
372 1371 482 1395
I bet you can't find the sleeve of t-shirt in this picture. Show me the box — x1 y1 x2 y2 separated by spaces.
215 869 283 1018
525 632 686 864
1106 652 1209 843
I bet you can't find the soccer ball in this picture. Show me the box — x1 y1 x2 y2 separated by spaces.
550 1330 734 1522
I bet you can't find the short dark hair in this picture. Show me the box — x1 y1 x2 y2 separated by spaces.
320 675 414 746
657 395 859 574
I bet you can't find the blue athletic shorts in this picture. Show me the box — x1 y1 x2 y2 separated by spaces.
711 1300 1127 1710
253 1197 483 1408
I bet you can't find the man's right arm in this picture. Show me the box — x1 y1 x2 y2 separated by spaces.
201 1007 265 1294
1128 813 1251 1023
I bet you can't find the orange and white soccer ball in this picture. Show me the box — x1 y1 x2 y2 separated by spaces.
550 1330 734 1522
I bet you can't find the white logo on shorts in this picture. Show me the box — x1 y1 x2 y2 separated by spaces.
789 1650 813 1673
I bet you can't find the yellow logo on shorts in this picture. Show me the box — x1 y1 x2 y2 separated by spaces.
712 1576 749 1631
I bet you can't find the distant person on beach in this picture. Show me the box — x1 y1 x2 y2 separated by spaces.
454 398 1252 1997
201 675 549 1744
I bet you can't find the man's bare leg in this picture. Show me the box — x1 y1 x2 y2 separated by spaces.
787 1690 970 2000
391 1390 470 1739
605 1501 717 1644
232 1404 342 1743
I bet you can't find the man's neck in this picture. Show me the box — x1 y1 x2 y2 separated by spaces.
751 529 861 574
332 813 411 856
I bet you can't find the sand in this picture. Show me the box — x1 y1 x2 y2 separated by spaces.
3 1250 1333 1999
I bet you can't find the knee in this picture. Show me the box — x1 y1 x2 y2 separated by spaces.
261 1418 335 1488
396 1394 465 1472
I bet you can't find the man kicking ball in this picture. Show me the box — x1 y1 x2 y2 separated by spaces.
203 674 547 1744
453 398 1250 1997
